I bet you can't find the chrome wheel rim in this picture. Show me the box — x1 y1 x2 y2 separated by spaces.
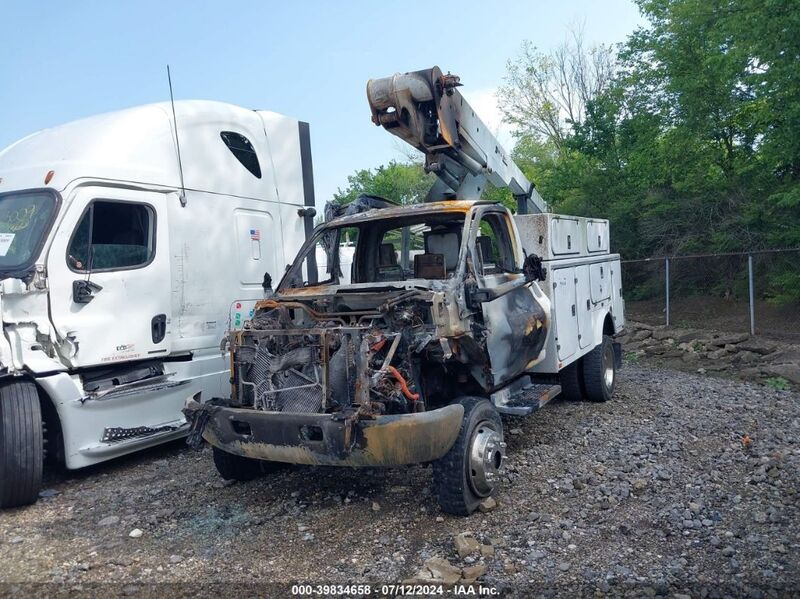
468 420 505 497
603 342 615 390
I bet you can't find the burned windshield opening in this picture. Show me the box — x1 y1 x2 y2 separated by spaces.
0 189 59 275
279 212 468 291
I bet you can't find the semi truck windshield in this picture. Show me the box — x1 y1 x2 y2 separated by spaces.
0 189 59 276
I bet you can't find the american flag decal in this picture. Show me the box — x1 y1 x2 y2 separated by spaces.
250 229 261 241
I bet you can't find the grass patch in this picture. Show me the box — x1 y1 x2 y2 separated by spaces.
764 376 791 391
624 351 641 365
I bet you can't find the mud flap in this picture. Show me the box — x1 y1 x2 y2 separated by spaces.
184 398 214 450
613 341 623 370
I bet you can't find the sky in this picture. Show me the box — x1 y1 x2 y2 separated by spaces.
0 0 644 205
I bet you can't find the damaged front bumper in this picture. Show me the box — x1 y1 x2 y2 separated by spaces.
184 399 464 467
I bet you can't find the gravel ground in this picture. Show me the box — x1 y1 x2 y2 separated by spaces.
0 363 797 596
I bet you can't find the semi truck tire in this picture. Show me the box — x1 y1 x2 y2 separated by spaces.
212 447 283 481
432 397 504 516
0 380 44 508
582 335 616 402
559 361 585 401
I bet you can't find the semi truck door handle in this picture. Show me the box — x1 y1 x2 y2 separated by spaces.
151 314 167 344
72 280 103 304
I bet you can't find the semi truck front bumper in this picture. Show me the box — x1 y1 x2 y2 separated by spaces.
184 399 464 467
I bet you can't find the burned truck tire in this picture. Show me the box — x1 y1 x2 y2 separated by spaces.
212 447 283 482
559 361 585 401
582 335 616 403
433 397 505 516
0 380 44 508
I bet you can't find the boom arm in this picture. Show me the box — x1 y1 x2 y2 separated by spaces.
367 66 547 214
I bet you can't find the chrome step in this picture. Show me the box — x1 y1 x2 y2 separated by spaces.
493 383 561 416
79 421 190 456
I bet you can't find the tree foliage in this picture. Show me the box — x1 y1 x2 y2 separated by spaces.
499 0 800 301
498 29 615 149
332 160 434 206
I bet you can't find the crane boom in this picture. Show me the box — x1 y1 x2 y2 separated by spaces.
366 66 547 214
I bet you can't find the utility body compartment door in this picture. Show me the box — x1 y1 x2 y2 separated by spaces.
552 267 578 361
589 262 611 304
586 220 609 253
575 264 592 349
550 217 580 256
47 187 173 368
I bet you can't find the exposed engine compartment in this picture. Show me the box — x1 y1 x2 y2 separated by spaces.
230 296 447 419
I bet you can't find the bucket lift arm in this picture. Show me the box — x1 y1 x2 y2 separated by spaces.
367 66 547 214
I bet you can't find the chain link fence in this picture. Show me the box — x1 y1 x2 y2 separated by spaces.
621 248 800 342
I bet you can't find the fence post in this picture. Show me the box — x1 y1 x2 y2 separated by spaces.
748 254 755 335
665 256 670 327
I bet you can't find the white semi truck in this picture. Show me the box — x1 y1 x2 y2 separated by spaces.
0 101 316 507
186 67 626 515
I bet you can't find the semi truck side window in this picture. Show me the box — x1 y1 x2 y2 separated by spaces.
220 131 262 178
67 201 155 272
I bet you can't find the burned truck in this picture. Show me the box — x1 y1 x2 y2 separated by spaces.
184 67 624 515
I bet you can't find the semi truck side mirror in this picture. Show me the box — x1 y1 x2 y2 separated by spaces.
73 245 103 303
73 280 103 304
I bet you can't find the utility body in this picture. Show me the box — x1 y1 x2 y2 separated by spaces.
0 101 315 507
185 66 626 515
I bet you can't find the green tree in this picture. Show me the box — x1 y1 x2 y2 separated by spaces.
332 160 435 206
496 0 800 301
498 28 615 150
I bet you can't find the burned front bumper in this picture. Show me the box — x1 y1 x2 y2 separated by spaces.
184 399 464 467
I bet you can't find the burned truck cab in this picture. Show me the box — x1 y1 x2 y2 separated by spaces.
186 199 552 514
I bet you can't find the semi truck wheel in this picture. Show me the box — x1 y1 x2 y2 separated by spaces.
559 361 585 401
212 447 283 481
581 335 616 402
432 397 505 516
0 380 44 508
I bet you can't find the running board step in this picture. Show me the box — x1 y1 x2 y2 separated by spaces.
492 383 561 416
83 378 190 402
80 422 190 457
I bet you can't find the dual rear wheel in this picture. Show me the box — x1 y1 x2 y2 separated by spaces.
560 335 617 403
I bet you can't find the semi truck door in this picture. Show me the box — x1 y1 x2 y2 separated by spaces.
474 211 548 388
47 187 173 368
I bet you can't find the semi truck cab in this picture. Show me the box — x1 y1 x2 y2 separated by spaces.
0 100 316 507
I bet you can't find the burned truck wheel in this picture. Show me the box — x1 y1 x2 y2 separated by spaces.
212 447 283 482
0 380 44 508
582 335 616 403
433 397 505 516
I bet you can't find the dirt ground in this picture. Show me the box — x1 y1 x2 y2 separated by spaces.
0 362 797 597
